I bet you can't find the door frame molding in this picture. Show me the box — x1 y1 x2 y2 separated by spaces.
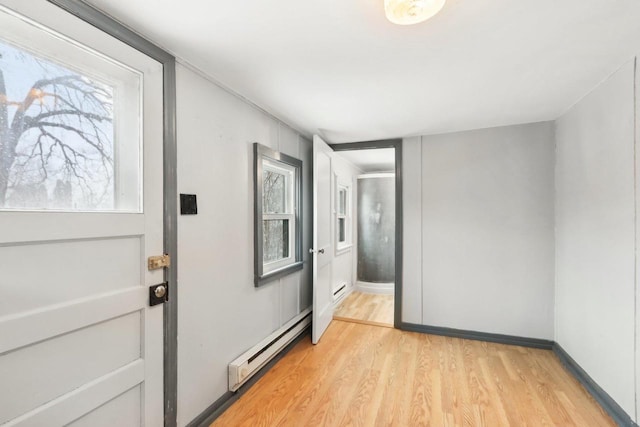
329 139 403 328
45 1 179 425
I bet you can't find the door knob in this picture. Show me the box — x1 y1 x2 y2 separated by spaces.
154 285 167 299
309 248 325 254
149 282 169 306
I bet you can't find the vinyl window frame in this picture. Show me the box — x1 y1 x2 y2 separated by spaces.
254 142 303 286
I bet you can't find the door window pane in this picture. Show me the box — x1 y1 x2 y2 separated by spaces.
263 219 290 263
0 11 142 212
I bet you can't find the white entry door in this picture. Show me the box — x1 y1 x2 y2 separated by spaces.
312 135 334 344
0 1 165 426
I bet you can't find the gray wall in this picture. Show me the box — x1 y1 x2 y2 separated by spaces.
555 59 637 420
175 64 312 426
403 122 556 339
173 48 639 424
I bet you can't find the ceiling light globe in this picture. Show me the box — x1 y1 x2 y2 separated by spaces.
384 0 446 25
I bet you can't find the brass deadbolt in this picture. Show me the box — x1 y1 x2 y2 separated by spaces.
148 254 170 270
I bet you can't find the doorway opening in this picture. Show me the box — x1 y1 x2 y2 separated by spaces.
330 142 401 329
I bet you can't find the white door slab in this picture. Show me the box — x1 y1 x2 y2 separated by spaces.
312 135 334 344
0 1 164 425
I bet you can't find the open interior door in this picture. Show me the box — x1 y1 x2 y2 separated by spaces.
312 135 335 344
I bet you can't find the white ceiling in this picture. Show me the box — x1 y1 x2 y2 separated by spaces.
86 0 640 143
339 148 395 173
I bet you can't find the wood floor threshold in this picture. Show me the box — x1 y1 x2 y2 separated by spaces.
332 315 393 329
333 291 394 325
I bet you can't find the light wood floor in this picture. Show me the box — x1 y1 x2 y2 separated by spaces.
211 321 615 427
333 291 394 327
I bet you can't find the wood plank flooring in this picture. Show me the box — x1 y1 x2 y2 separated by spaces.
211 321 615 427
333 291 394 327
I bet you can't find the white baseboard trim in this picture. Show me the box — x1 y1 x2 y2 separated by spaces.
355 281 394 295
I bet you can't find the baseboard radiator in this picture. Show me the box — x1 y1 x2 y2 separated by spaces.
228 307 311 392
333 283 347 302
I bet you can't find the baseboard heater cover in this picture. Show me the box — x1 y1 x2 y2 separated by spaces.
228 307 311 392
333 283 347 302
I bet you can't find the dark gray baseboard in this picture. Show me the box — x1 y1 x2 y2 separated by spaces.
401 322 637 426
186 327 310 427
400 322 554 349
553 343 638 427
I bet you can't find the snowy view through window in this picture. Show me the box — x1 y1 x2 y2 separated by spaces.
0 39 115 210
262 169 289 263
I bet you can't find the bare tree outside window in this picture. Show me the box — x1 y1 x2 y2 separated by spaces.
262 169 288 262
262 170 285 213
253 143 302 286
0 39 115 210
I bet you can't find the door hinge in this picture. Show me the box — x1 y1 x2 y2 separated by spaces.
148 254 170 270
150 282 169 306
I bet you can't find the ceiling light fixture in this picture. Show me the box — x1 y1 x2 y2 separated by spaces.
384 0 446 25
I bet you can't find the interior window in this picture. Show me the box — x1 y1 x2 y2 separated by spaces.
254 143 303 286
336 183 351 250
262 160 294 265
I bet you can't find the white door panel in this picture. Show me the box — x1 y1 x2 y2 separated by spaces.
68 386 142 427
0 237 141 316
1 312 141 423
0 212 145 245
4 361 145 427
312 135 334 344
0 1 164 426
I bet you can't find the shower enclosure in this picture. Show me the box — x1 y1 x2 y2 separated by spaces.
356 173 395 294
